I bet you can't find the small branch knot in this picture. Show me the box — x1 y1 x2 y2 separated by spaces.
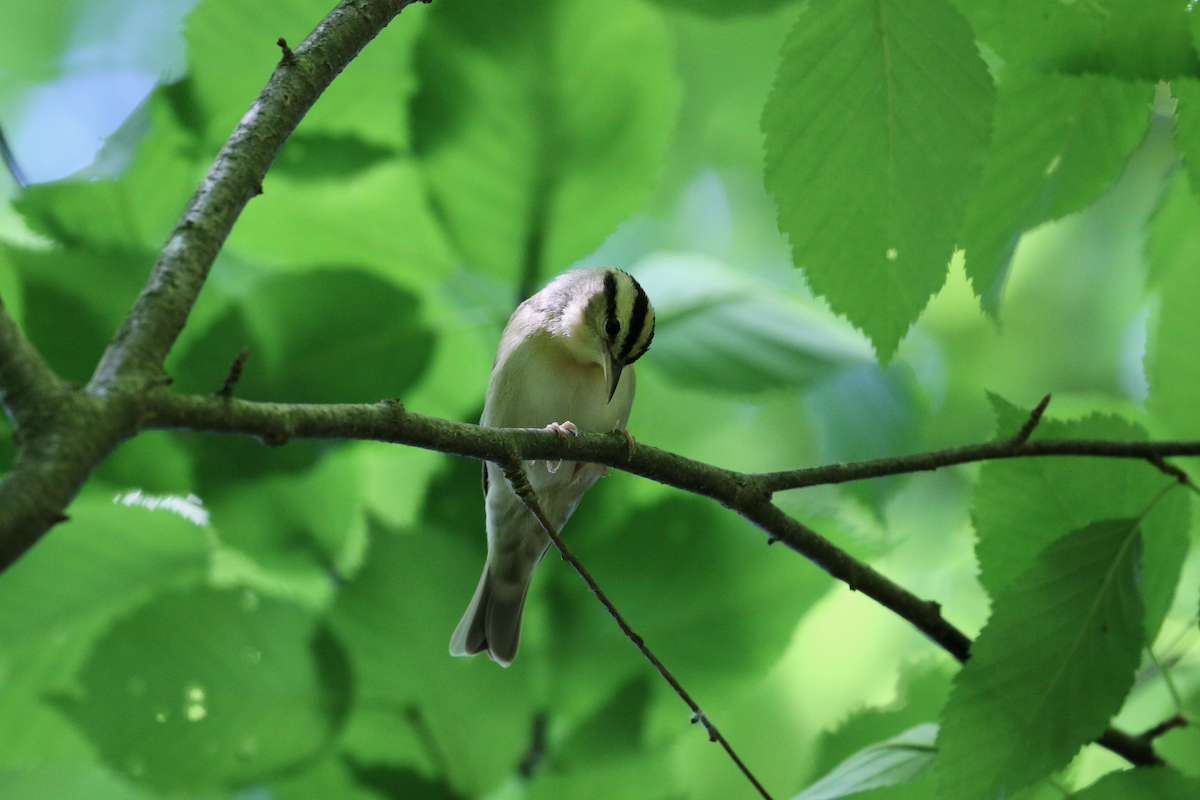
277 37 296 64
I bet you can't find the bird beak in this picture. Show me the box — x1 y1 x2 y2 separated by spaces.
605 350 626 403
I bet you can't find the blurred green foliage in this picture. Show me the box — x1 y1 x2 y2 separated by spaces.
1 0 1200 799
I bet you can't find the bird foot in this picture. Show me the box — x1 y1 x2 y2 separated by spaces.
617 428 637 457
546 421 579 437
545 421 578 472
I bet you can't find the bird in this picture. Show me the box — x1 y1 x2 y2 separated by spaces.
449 267 656 667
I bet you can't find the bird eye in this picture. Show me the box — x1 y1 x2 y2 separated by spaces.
605 319 620 338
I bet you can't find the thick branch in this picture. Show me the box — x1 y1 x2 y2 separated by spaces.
89 0 426 392
0 0 427 569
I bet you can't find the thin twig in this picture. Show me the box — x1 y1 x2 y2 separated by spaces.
500 458 775 800
757 437 1200 493
216 347 250 398
1011 393 1051 446
1137 715 1187 743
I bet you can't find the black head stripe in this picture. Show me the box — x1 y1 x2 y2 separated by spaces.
619 275 651 363
603 271 619 343
636 315 655 362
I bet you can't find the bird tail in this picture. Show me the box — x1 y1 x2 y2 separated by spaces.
449 560 530 668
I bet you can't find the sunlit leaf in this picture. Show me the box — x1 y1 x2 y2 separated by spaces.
0 492 209 767
961 72 1152 311
186 0 451 288
795 723 937 800
937 519 1145 800
1147 171 1200 444
330 523 539 796
974 396 1188 641
1069 766 1200 799
58 587 350 792
955 0 1200 82
634 252 873 393
763 0 993 358
411 0 679 284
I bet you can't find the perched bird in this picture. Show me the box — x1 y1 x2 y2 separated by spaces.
450 267 656 667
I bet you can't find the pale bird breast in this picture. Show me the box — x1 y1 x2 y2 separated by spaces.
482 335 634 432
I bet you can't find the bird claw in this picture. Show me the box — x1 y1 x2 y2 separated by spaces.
546 421 579 437
545 421 578 472
618 429 637 457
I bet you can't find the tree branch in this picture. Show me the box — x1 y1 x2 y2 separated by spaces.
0 0 428 569
759 438 1200 493
138 389 1179 767
89 0 428 392
501 459 775 800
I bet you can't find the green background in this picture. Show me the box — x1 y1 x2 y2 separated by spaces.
2 0 1200 798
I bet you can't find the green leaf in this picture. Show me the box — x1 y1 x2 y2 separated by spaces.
0 763 169 800
554 675 654 766
936 519 1145 800
58 586 350 792
1174 79 1200 203
634 253 874 393
186 0 452 289
0 492 210 770
547 486 831 686
961 72 1152 312
974 397 1188 640
273 132 398 181
813 664 950 762
12 271 113 384
1148 161 1200 442
1155 682 1200 777
1068 766 1200 799
796 723 938 800
168 268 434 485
646 0 798 17
12 87 204 252
5 242 157 386
238 269 435 405
411 0 679 284
344 756 463 800
955 0 1200 82
763 0 994 359
808 359 926 512
330 524 540 797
